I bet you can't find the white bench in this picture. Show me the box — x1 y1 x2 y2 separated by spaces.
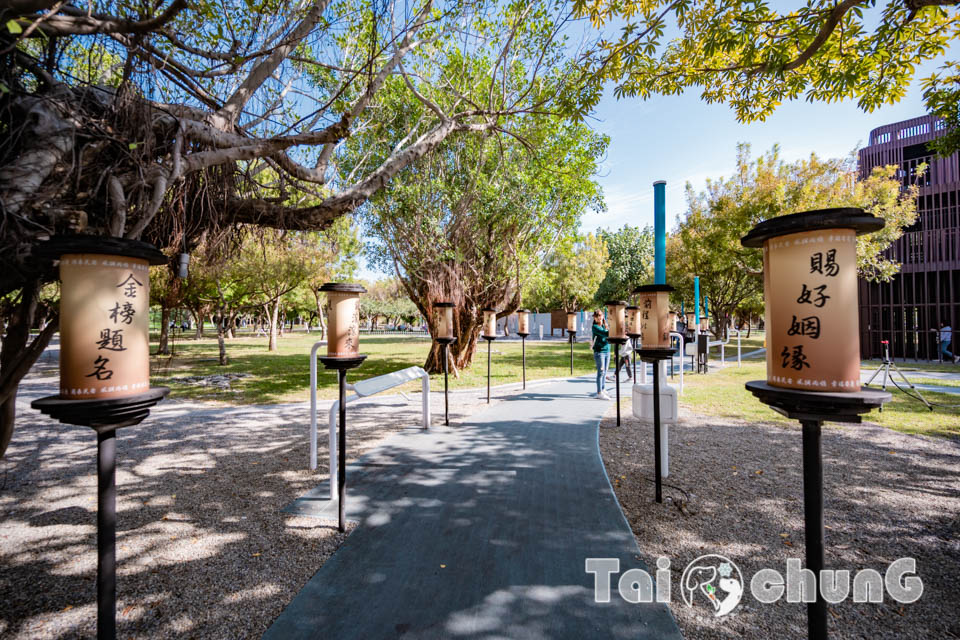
309 341 430 498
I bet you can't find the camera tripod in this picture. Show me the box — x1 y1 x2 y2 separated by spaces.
863 340 932 411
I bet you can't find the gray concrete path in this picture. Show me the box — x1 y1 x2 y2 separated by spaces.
265 377 681 640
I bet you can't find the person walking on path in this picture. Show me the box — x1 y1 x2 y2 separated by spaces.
592 310 611 399
608 335 633 382
932 322 959 363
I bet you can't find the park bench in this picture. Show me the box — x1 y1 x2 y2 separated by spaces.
309 341 430 498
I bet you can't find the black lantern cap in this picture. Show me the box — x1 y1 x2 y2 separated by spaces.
319 282 366 293
517 308 531 313
435 302 455 308
741 207 885 248
482 307 497 312
633 284 675 293
36 235 166 265
605 300 628 306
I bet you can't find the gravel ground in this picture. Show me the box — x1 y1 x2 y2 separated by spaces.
0 366 516 639
599 401 960 639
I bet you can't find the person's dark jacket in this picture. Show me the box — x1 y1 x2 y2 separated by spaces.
592 322 609 354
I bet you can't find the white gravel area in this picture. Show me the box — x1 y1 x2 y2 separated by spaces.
600 402 960 639
0 367 517 639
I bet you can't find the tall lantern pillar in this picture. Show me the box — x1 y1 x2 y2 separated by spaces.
433 302 456 425
566 311 577 375
482 308 497 403
32 236 169 640
742 209 891 640
633 284 677 502
517 309 531 389
318 282 367 533
606 301 628 426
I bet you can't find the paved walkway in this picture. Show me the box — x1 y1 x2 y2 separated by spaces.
266 377 681 640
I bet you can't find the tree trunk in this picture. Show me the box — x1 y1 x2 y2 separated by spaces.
278 309 285 337
157 306 171 355
314 296 327 340
0 282 58 458
422 317 481 374
190 310 203 339
217 311 228 366
268 300 280 351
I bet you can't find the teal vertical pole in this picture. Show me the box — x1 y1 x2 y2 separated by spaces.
654 181 666 285
694 276 701 327
704 295 709 320
680 300 684 316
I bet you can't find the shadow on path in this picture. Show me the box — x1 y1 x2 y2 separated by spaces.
267 378 681 639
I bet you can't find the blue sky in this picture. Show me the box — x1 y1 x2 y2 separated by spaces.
581 56 947 236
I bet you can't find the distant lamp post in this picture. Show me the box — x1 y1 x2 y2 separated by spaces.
566 311 577 375
517 309 531 389
633 283 676 503
318 282 367 533
32 236 168 640
626 305 641 380
685 312 696 333
433 302 456 426
482 308 497 403
606 300 628 426
742 208 890 640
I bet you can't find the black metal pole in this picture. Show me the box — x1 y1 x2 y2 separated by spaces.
443 343 449 426
652 362 663 504
569 333 574 375
522 336 526 390
487 339 491 403
614 343 621 426
632 338 637 381
338 369 347 533
97 430 117 640
801 418 827 640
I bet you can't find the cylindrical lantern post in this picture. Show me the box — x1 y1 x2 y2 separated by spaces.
606 301 628 426
482 308 497 403
634 284 676 504
433 302 456 426
626 305 641 381
517 309 531 389
31 236 169 640
566 311 577 375
741 209 891 640
318 283 367 533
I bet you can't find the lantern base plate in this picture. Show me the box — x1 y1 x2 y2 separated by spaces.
745 380 890 423
481 336 497 342
609 337 628 345
516 333 529 338
32 387 169 432
435 337 456 345
319 355 368 371
637 348 675 362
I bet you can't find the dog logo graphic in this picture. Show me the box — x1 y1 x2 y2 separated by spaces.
681 554 744 617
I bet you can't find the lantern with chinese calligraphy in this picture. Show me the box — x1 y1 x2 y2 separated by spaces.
482 308 498 339
517 309 531 337
606 300 627 341
317 282 368 533
606 300 628 425
685 312 696 332
626 306 641 338
319 283 366 361
31 235 168 640
517 309 531 390
433 302 456 425
741 208 884 393
669 311 678 333
634 284 674 349
434 302 455 341
481 308 497 402
566 311 577 334
742 209 891 640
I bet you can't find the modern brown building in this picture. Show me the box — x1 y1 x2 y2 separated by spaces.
857 115 960 360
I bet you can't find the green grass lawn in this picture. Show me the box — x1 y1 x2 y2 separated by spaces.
678 358 960 438
151 333 598 404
